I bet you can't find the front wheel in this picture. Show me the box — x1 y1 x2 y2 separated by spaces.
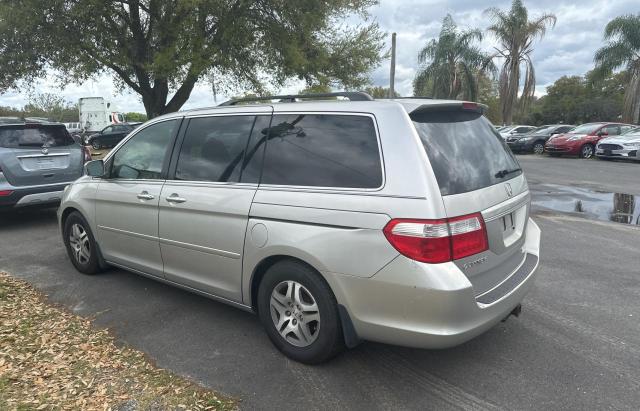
257 260 344 364
533 141 545 155
91 140 101 150
580 144 594 159
63 212 102 274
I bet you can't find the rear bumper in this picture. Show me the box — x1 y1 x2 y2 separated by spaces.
0 182 71 208
596 147 640 160
326 219 541 349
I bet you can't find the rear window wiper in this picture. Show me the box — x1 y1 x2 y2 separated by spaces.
494 168 521 178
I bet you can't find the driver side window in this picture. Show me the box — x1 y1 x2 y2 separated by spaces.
110 119 178 180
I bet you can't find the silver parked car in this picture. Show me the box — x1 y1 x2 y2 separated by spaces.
1 119 90 209
58 92 541 364
596 129 640 160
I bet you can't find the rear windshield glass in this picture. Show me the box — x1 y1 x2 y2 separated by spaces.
0 126 75 148
411 110 522 196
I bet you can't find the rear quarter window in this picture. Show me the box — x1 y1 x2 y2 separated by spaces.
261 114 383 189
411 110 521 196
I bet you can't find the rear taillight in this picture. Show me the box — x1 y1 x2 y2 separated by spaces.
82 146 92 163
0 190 13 197
383 213 489 264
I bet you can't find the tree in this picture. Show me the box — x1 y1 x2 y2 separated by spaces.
413 15 494 101
364 86 400 98
485 0 556 125
0 1 385 118
593 14 640 123
124 112 148 122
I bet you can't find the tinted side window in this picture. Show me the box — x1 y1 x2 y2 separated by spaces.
175 116 256 183
604 125 621 135
111 119 178 180
240 116 271 184
261 114 382 188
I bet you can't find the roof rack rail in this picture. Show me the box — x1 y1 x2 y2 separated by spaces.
219 91 374 106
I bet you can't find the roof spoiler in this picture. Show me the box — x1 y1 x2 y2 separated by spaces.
219 91 374 106
409 101 488 115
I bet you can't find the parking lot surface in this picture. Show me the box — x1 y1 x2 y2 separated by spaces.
1 155 639 410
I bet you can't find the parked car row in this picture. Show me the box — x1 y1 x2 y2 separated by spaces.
502 122 639 161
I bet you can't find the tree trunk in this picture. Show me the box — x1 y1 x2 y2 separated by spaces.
501 57 521 125
622 70 640 124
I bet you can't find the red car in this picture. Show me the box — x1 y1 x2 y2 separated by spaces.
545 122 636 158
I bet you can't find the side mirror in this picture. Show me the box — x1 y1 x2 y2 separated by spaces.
85 160 105 177
597 130 607 137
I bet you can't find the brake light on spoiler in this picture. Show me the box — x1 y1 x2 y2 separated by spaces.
383 213 489 263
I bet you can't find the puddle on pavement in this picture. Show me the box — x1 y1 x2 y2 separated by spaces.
531 184 640 226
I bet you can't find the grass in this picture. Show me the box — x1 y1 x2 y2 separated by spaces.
0 271 237 410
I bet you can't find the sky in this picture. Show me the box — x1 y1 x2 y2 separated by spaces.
0 0 637 113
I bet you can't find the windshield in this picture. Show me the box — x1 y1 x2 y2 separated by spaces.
411 110 522 196
0 125 75 148
533 126 555 135
570 124 603 135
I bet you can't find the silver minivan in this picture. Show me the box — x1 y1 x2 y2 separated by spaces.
58 92 541 364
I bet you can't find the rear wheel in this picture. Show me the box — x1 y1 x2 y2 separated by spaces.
533 141 545 155
579 144 594 159
63 212 102 275
257 260 344 364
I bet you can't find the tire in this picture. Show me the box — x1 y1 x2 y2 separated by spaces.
63 211 102 275
579 144 594 159
257 260 344 364
91 140 101 150
533 141 545 155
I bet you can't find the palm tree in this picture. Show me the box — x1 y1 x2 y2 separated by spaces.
413 15 494 101
485 0 556 125
593 14 640 124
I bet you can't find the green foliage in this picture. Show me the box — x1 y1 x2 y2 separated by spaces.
485 0 556 124
124 112 148 122
413 15 494 101
0 0 385 118
593 13 640 123
363 86 400 98
514 71 625 125
0 92 77 122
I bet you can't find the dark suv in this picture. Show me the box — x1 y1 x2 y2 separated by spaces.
86 123 138 150
0 120 90 209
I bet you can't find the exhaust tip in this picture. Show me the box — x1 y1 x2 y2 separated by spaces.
501 304 522 322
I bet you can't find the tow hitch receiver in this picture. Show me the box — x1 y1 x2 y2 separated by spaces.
502 304 522 322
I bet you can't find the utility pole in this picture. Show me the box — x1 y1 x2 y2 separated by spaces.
388 32 396 98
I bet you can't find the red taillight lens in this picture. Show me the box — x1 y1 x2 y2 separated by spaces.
383 213 488 264
0 190 13 197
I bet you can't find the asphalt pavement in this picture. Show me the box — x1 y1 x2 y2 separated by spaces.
1 154 639 410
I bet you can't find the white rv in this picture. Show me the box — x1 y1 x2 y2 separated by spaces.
78 97 126 132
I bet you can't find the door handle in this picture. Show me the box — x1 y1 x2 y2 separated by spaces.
166 194 186 203
137 191 155 200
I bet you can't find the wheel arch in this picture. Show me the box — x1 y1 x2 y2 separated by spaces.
248 253 361 348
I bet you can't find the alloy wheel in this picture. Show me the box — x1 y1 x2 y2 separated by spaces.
533 143 545 155
69 223 91 265
270 280 321 347
582 145 594 158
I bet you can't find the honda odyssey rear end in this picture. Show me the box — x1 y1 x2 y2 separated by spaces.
59 93 540 364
